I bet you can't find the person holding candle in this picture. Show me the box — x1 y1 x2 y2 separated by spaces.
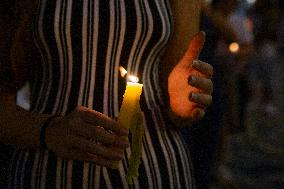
0 0 213 188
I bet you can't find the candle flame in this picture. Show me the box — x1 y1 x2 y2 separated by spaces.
128 75 139 83
120 66 140 83
120 66 128 77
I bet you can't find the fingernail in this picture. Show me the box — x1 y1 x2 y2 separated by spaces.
191 93 198 101
192 60 199 67
194 109 205 120
199 110 205 118
188 76 196 85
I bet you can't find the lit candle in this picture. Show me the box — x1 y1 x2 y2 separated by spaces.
117 68 144 183
118 74 143 129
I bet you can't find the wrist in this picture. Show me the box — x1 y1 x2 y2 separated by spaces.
40 115 59 150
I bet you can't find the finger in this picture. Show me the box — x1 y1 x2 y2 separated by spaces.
74 124 129 148
67 148 118 168
86 153 119 168
192 60 214 78
68 135 124 161
181 31 206 66
188 76 213 94
190 93 212 107
192 108 205 120
78 107 129 136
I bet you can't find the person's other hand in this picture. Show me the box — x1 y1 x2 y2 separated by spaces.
168 31 213 122
45 106 129 168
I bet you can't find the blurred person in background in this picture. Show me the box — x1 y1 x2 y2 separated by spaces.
228 2 254 132
246 0 280 113
280 1 284 56
274 0 284 111
212 0 284 188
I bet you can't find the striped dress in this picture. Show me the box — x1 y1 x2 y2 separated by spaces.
5 0 195 188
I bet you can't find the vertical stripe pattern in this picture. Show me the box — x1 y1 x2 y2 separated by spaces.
6 0 195 188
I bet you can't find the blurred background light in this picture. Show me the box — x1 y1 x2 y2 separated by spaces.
229 42 240 53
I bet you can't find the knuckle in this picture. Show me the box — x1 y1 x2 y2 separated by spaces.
95 127 106 140
100 131 114 144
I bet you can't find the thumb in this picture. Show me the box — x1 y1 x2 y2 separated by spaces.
181 31 206 66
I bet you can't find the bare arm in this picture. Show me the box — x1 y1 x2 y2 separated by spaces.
161 0 201 86
0 0 48 149
0 94 52 149
0 0 43 149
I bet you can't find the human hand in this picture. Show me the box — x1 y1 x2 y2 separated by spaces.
45 106 129 168
168 31 213 122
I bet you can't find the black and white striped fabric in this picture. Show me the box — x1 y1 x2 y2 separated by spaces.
7 0 195 188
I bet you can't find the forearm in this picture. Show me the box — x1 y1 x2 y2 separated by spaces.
161 0 201 126
162 0 201 82
0 1 52 149
0 92 51 149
